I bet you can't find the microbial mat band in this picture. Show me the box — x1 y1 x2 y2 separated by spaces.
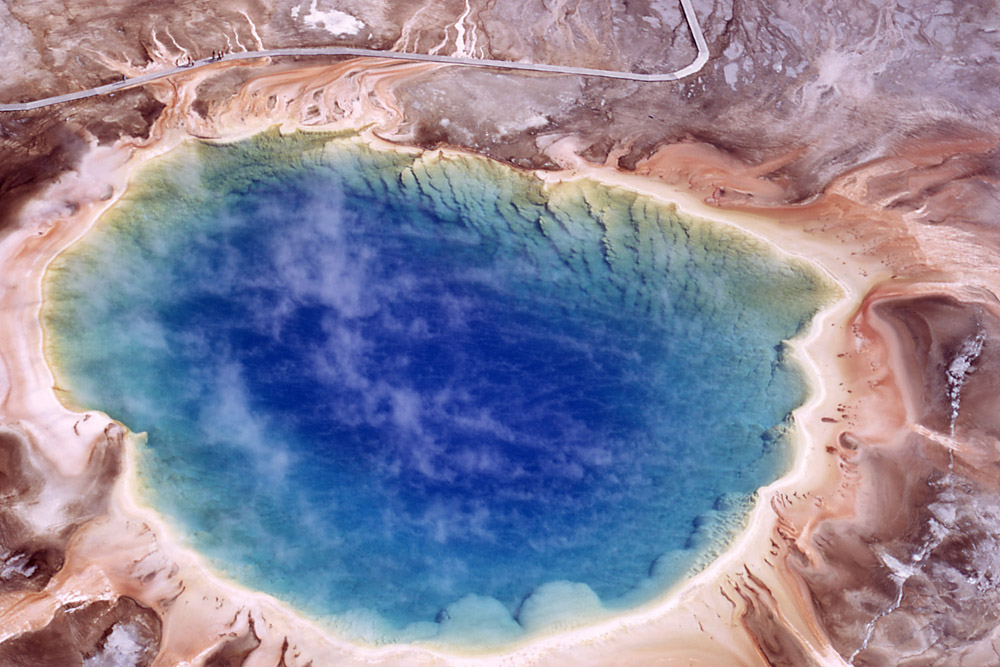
43 130 836 648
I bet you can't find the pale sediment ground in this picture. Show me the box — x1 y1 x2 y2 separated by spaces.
0 57 907 666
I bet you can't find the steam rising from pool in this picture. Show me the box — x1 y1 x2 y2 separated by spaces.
44 131 834 648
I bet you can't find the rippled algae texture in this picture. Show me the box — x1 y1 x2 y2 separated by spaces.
43 130 837 648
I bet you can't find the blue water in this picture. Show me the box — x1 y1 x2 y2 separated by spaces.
44 132 834 647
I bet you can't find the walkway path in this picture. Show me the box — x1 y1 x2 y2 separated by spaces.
0 0 707 112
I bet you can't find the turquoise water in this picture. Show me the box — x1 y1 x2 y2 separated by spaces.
44 131 834 647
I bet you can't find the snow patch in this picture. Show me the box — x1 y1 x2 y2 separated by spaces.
723 62 740 88
946 328 985 435
496 113 549 136
0 551 37 580
297 0 364 36
84 623 147 667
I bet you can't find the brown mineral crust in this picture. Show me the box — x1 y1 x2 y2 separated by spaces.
630 127 1000 273
192 68 262 118
0 86 165 232
81 89 167 146
873 295 985 433
782 287 1000 666
0 432 42 501
1 0 269 100
391 0 1000 209
794 436 1000 667
0 108 89 234
0 432 64 594
174 57 448 142
0 424 125 602
0 596 161 667
203 614 262 667
789 437 937 655
735 568 823 667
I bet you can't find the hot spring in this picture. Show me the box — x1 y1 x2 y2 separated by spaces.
43 130 835 648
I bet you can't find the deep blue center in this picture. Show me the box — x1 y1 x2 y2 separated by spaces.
44 137 828 645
